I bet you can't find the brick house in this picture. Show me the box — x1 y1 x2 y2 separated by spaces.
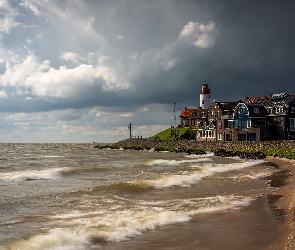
245 93 295 140
196 100 238 141
179 107 208 128
180 81 295 141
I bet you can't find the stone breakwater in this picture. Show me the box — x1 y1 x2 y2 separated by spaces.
96 138 295 160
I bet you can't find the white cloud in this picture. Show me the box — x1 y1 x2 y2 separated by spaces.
0 89 8 98
115 34 124 40
118 113 132 117
60 52 81 64
161 57 179 71
19 0 43 16
129 52 139 61
0 0 20 33
0 53 130 99
178 21 219 48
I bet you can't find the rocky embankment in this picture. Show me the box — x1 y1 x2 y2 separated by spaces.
95 138 295 160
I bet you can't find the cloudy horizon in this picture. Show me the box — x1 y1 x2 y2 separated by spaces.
0 0 294 142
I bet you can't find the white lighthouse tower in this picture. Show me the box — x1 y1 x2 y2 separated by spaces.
200 81 211 109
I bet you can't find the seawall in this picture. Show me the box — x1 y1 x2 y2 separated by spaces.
96 138 295 160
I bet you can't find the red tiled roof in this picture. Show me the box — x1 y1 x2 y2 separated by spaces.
244 96 269 104
179 109 196 117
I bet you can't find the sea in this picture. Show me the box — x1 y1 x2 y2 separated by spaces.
0 143 283 250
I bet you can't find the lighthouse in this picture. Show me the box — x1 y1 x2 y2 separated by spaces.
200 81 211 109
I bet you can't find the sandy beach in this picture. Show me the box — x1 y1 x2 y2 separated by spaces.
264 157 295 250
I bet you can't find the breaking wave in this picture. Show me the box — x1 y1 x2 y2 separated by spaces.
0 167 72 181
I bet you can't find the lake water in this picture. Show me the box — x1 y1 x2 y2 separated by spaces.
0 143 281 249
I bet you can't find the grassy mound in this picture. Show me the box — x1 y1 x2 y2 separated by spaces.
150 127 196 140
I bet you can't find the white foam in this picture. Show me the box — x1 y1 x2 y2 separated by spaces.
143 173 203 188
2 193 255 250
0 191 252 250
145 159 180 166
1 228 90 250
185 152 215 158
41 156 63 158
245 171 273 179
0 167 71 181
141 159 265 189
145 157 214 167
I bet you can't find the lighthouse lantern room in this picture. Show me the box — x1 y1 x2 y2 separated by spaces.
200 81 211 109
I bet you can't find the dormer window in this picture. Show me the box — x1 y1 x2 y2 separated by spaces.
237 104 248 117
254 108 259 113
276 107 283 113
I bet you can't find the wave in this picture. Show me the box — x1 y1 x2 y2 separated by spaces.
0 167 72 181
144 159 180 166
141 159 265 189
1 195 252 250
145 157 214 167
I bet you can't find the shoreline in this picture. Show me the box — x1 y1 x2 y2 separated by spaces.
263 156 295 249
98 139 295 248
105 138 295 159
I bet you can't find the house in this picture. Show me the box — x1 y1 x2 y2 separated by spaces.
181 81 295 141
179 107 208 128
196 100 238 141
244 93 295 140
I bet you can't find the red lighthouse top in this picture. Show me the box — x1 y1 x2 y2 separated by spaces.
201 81 210 94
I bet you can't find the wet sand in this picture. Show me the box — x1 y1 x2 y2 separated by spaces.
263 157 295 250
185 156 295 250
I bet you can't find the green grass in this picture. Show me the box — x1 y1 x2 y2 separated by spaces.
150 127 192 140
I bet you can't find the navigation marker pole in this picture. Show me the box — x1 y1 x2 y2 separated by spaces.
128 122 132 138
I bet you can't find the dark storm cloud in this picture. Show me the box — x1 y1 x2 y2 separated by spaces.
0 0 294 142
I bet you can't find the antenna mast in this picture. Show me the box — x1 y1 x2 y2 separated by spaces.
173 100 176 127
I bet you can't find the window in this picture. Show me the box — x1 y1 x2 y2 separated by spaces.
202 100 204 104
237 104 248 117
268 108 273 114
236 120 248 129
276 120 284 126
218 133 223 141
290 119 295 131
247 120 251 128
225 134 232 141
276 107 283 113
254 108 259 113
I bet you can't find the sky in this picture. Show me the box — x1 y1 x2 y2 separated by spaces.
0 0 294 142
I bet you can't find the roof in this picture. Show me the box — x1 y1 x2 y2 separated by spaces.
245 93 295 107
216 101 238 111
179 108 196 117
244 95 269 104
